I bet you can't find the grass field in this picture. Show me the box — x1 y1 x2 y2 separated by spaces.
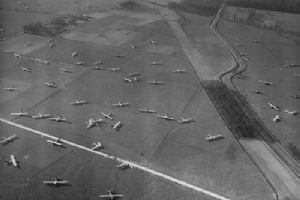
0 2 276 200
0 53 89 120
62 10 182 55
177 12 234 78
0 34 49 55
0 123 213 200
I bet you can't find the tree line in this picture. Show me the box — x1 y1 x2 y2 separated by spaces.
168 0 300 16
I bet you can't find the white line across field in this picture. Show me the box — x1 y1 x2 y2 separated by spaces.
0 118 231 200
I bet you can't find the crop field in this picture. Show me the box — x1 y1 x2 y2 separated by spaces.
0 2 278 200
218 19 300 160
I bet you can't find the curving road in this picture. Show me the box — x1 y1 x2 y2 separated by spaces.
210 3 300 200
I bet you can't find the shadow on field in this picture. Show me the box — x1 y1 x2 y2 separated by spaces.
202 80 276 143
203 81 300 175
23 15 91 37
287 143 300 162
47 183 72 188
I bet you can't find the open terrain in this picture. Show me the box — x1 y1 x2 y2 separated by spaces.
0 1 282 200
0 122 211 200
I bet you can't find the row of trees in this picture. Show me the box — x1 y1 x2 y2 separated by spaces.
230 16 300 37
227 0 300 14
168 0 223 16
168 0 300 16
